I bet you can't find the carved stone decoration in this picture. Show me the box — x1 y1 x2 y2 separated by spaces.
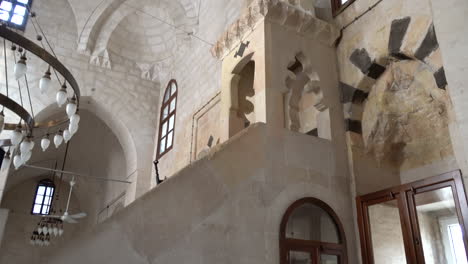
211 0 339 59
284 53 325 133
135 59 173 82
89 49 112 69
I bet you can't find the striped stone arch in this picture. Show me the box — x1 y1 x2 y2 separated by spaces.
340 17 448 138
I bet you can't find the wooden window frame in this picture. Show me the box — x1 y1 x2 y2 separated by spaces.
156 79 178 160
331 0 355 17
280 197 348 264
356 170 468 264
31 179 55 215
0 0 33 31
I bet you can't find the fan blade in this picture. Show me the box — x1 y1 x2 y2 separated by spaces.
69 212 87 219
46 215 62 219
63 216 78 224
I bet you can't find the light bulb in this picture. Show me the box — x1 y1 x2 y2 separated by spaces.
69 122 78 135
39 68 51 94
1 152 10 171
41 136 50 151
30 140 35 151
70 113 80 126
66 98 77 118
56 84 68 107
43 227 48 235
63 129 72 142
10 126 23 146
54 132 63 148
20 139 32 153
13 155 23 169
58 228 63 236
38 226 43 234
0 111 4 134
14 55 27 80
53 227 58 236
21 151 31 163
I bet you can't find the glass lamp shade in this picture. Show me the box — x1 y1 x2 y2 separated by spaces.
63 129 72 142
13 155 23 169
69 122 78 134
10 127 23 146
14 57 27 80
56 87 68 107
58 228 64 236
1 153 10 171
66 100 77 118
70 113 80 126
53 227 58 236
39 71 51 94
54 133 64 148
41 137 50 151
20 139 32 153
21 150 31 163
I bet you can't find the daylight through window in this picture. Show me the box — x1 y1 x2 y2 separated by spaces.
31 179 55 215
0 0 31 29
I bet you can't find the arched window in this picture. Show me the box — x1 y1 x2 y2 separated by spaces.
31 179 55 215
280 198 347 264
157 80 177 159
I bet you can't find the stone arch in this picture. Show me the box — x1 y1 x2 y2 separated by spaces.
77 0 198 57
341 17 452 168
284 52 329 138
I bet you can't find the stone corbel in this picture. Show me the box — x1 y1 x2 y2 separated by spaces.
89 49 112 69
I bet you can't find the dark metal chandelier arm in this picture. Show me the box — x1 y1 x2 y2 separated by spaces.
0 93 34 129
0 24 81 104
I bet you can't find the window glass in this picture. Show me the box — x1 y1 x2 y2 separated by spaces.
169 115 175 131
13 4 25 15
32 180 55 215
160 137 166 153
286 203 340 243
17 0 28 4
0 1 12 11
171 83 177 96
167 131 173 148
161 122 168 137
164 90 170 102
170 98 176 112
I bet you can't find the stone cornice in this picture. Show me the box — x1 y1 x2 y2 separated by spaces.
211 0 340 59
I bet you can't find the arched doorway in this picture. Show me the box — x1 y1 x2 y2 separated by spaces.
280 198 347 264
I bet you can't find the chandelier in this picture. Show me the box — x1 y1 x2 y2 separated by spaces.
0 9 82 170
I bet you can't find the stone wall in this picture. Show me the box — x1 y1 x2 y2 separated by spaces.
43 124 359 264
335 0 459 195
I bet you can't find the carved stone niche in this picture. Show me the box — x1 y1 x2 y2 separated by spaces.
215 0 340 143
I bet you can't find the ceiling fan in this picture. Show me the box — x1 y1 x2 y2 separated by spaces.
47 177 87 224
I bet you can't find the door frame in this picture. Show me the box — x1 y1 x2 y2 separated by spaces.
356 170 468 264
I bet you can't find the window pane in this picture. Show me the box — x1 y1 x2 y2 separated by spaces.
45 187 53 196
171 83 177 96
168 115 175 131
415 187 467 264
161 122 168 137
167 131 173 148
170 98 176 112
14 5 26 15
341 0 349 4
164 90 170 102
0 1 12 11
286 203 339 243
18 0 29 4
0 10 9 21
41 206 49 215
163 106 168 119
35 195 44 204
160 137 166 154
368 200 407 264
37 186 46 195
321 254 338 264
33 204 41 214
289 251 311 264
44 196 52 206
11 14 24 25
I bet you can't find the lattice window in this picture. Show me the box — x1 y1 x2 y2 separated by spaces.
0 0 32 30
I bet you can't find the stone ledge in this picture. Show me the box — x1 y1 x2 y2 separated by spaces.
211 0 340 60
